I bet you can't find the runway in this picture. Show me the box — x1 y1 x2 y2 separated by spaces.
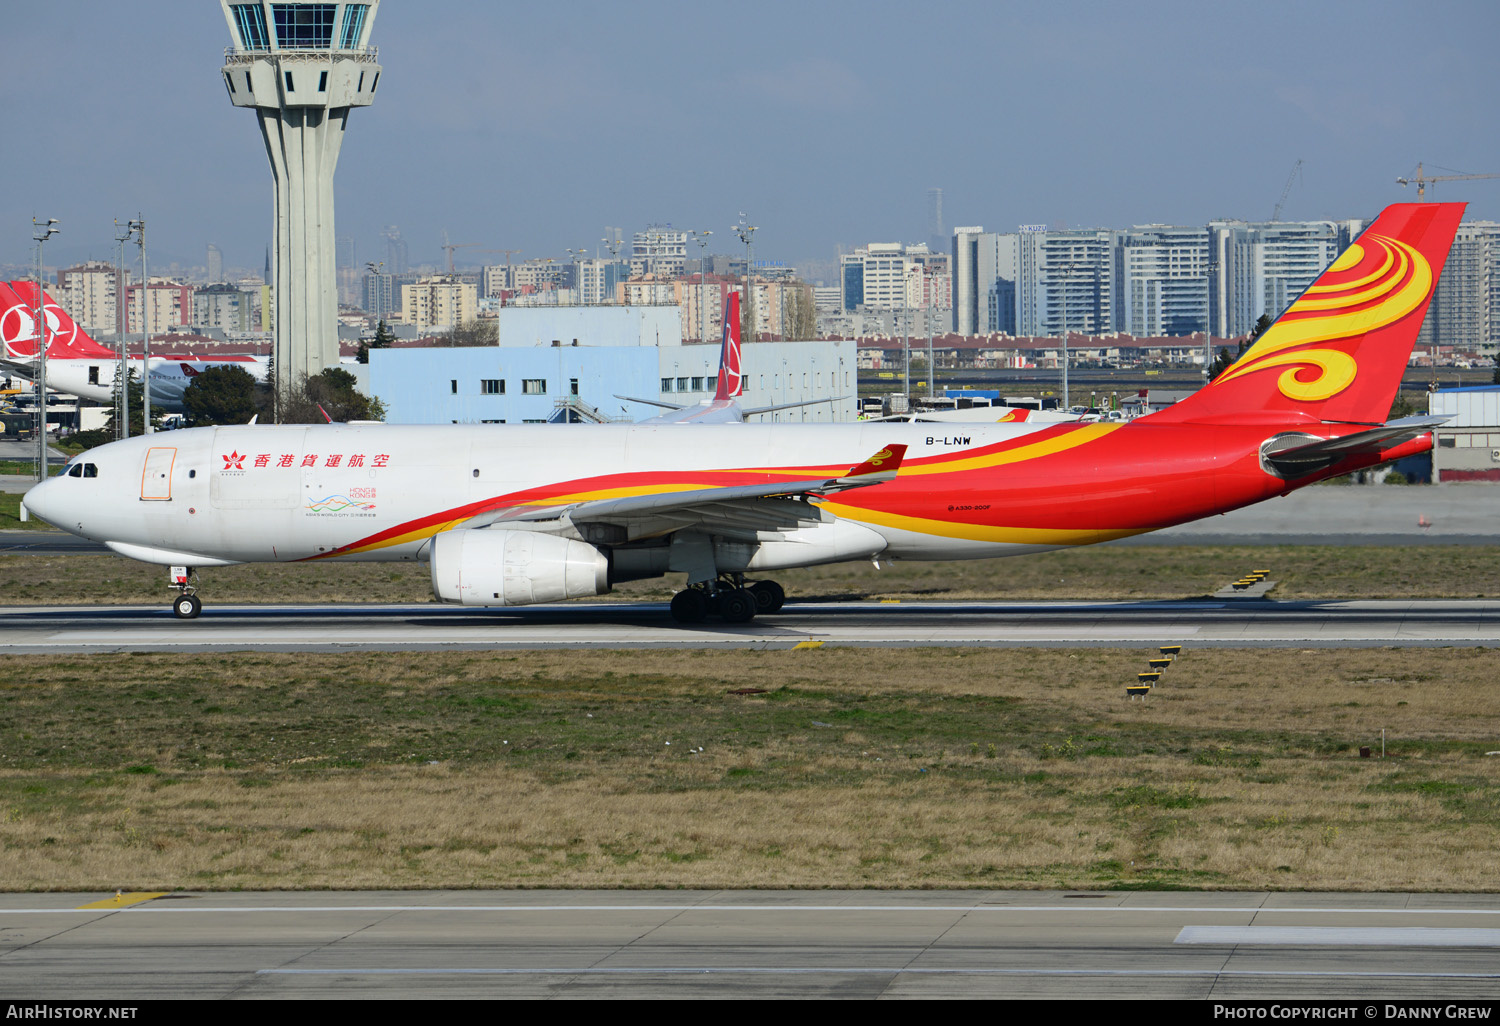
4 890 1500 999
3 597 1500 653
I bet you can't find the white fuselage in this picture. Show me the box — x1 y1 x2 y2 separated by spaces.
23 421 1050 568
7 355 268 411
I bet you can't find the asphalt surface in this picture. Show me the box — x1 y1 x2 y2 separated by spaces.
4 890 1499 1000
3 596 1498 653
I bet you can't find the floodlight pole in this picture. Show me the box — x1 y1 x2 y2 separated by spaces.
114 221 132 439
733 216 757 348
692 230 712 343
32 218 59 482
130 217 152 433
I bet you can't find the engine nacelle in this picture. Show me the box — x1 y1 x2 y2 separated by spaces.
430 529 610 606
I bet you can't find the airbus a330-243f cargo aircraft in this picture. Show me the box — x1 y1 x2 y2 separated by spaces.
23 202 1464 623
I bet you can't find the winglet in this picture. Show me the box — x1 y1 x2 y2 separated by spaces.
845 443 906 478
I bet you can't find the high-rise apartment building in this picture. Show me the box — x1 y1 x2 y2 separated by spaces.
840 243 951 316
193 283 255 332
400 277 478 333
630 225 688 278
1120 226 1210 337
1418 221 1500 355
127 281 195 335
1016 229 1120 337
55 261 123 333
1208 220 1342 338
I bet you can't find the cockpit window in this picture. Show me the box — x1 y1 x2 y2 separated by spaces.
66 463 98 479
67 464 82 478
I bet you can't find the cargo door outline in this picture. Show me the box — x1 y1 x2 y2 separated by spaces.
140 447 176 501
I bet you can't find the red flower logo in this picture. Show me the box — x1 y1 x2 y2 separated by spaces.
222 451 246 470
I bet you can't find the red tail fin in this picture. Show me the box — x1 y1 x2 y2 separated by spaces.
0 281 42 358
7 281 118 359
1153 202 1465 425
714 291 743 400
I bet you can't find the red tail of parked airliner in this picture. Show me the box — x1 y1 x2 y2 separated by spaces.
1154 202 1466 426
5 281 119 359
714 290 743 400
0 281 44 359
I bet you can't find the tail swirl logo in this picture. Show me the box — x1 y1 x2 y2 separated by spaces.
1214 232 1432 403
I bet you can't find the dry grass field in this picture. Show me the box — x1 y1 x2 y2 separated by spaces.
2 647 1497 892
4 544 1500 605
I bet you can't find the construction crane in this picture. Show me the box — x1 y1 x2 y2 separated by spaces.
440 229 480 273
1271 158 1304 222
1397 162 1500 200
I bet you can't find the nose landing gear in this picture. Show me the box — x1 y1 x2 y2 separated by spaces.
168 565 202 619
668 575 784 624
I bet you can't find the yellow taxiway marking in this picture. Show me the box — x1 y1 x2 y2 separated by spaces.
77 892 168 910
792 641 824 650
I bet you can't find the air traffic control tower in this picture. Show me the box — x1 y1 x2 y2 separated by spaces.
219 2 381 392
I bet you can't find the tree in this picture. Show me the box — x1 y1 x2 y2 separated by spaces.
278 367 386 423
1209 313 1272 382
108 368 163 438
357 318 396 364
447 318 497 347
182 366 260 426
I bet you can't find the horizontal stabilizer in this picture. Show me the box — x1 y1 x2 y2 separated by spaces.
1261 415 1448 476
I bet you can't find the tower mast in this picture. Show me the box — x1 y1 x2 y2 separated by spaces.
219 1 381 402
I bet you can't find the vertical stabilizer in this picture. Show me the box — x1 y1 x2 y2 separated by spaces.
714 291 743 400
7 282 118 359
1152 202 1465 425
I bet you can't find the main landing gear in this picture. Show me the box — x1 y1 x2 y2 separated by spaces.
169 565 202 619
669 576 785 624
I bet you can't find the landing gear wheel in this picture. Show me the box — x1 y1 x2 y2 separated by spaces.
749 580 785 614
670 589 709 624
719 588 757 624
173 594 202 620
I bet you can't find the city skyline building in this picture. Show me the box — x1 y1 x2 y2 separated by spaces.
219 0 382 395
1418 221 1500 356
630 225 688 278
55 261 124 333
1121 225 1210 337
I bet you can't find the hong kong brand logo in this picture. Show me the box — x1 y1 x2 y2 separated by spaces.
222 451 246 471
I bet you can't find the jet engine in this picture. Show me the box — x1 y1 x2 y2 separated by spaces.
430 529 610 606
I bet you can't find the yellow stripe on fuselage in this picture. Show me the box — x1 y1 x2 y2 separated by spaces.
897 423 1120 476
818 500 1148 546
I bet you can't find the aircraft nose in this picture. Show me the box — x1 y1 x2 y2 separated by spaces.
22 477 61 527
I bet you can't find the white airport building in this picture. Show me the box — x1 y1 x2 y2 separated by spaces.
368 306 857 425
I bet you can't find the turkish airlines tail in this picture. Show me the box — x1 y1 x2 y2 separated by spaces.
5 281 119 359
0 281 44 359
713 291 743 401
1153 202 1466 426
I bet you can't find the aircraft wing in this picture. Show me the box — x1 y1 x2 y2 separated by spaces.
1262 416 1449 475
506 444 906 539
615 394 687 411
741 396 841 417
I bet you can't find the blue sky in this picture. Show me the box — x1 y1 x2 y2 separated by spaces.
3 0 1497 278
